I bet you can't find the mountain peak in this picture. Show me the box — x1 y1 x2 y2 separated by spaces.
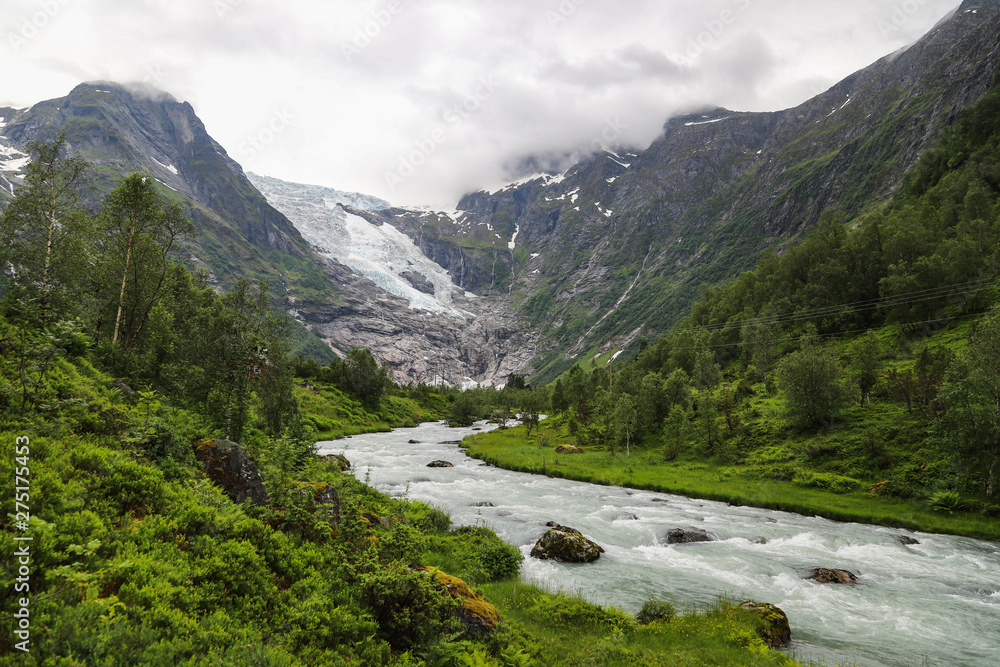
72 81 178 104
958 0 1000 12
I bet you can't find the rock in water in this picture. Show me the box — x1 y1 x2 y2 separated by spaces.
737 601 792 648
427 460 454 468
616 513 640 521
555 444 584 454
415 566 499 637
408 439 421 444
895 535 920 545
195 439 268 505
474 502 495 507
531 527 604 562
666 528 716 544
807 568 860 584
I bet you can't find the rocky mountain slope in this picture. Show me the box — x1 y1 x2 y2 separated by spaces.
372 0 1000 382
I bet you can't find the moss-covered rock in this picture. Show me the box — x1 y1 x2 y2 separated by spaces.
555 444 584 454
738 601 792 648
530 527 603 563
415 566 500 636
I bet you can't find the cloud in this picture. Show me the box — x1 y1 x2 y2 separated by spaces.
0 0 963 207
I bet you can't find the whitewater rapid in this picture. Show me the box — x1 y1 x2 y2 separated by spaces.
317 421 1000 667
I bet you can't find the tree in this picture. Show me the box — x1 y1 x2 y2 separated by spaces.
741 315 780 380
343 348 391 412
938 308 1000 498
200 280 293 442
661 404 690 460
777 335 848 428
608 393 638 456
848 331 883 406
693 348 721 391
552 378 568 413
95 174 193 348
0 135 93 325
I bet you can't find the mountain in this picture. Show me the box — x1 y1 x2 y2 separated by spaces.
0 88 533 385
368 0 1000 383
2 1 998 386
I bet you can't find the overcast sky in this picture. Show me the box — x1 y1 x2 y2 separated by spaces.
2 0 963 207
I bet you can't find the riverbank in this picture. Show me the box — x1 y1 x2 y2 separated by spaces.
461 423 1000 543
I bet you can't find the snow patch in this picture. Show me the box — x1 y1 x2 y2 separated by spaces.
0 117 5 129
606 156 631 169
152 157 179 175
0 154 30 173
508 224 520 250
606 177 617 183
530 253 540 259
154 178 178 192
684 116 731 127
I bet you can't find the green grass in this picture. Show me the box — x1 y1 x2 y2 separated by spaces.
476 582 802 666
295 382 445 442
463 422 1000 542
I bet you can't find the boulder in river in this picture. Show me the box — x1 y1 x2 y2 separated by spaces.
427 460 454 468
531 525 604 562
474 502 495 507
555 444 584 454
738 601 791 648
408 439 421 444
895 535 920 545
195 439 268 505
651 498 669 503
807 568 859 585
666 528 716 544
615 513 640 521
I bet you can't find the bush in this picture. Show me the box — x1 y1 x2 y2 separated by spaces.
636 597 676 625
475 539 524 582
929 489 966 513
360 563 460 651
531 594 634 633
409 504 452 534
791 471 862 494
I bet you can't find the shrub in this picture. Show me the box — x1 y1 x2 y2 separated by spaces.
360 563 460 651
636 597 676 625
475 539 524 582
791 471 862 494
929 489 966 513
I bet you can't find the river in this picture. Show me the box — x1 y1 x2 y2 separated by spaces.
316 421 1000 667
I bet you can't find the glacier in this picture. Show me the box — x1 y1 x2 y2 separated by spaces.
248 173 474 320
